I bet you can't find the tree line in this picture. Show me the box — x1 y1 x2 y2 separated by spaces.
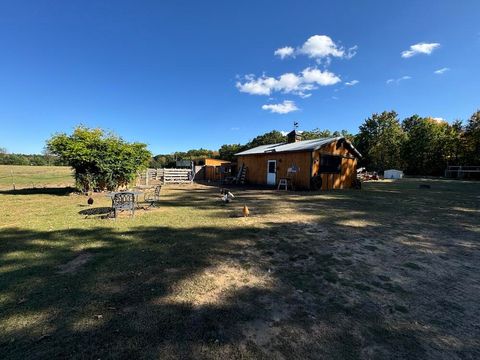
355 110 480 175
2 109 479 178
0 148 66 166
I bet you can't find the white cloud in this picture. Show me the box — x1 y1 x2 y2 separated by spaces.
386 76 412 84
299 35 346 59
236 67 341 97
401 42 440 58
236 74 277 95
434 67 450 74
261 100 299 114
345 80 359 86
274 46 294 59
274 35 356 62
301 67 341 86
432 117 446 123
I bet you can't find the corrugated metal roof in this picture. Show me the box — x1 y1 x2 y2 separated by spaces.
235 137 362 157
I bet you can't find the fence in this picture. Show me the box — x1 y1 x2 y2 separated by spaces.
0 165 74 190
445 165 480 179
137 168 193 186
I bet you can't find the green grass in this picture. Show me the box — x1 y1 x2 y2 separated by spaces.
0 165 74 189
1 174 479 359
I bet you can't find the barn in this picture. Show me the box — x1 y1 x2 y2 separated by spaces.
235 130 361 190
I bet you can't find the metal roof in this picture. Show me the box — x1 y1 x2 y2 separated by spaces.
235 137 362 157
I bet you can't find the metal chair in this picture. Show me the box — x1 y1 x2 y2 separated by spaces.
144 185 162 207
111 192 135 219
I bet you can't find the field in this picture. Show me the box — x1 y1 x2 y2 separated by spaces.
1 168 479 359
0 165 74 189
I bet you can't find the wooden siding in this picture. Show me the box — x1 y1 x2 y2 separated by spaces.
236 139 358 190
204 158 230 166
311 141 357 190
236 152 312 189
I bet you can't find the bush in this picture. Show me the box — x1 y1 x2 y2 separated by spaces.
47 126 151 192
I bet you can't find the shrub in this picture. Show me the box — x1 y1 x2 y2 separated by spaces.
47 126 151 192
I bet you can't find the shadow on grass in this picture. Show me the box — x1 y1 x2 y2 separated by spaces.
78 207 112 216
1 178 479 358
0 187 77 196
0 222 441 359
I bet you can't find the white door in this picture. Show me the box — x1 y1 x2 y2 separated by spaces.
267 160 276 185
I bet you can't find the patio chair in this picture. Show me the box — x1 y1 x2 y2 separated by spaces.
144 185 162 207
111 192 135 219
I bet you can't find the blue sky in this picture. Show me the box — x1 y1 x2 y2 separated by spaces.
0 1 479 155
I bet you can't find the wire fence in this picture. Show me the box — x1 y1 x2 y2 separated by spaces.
0 168 74 190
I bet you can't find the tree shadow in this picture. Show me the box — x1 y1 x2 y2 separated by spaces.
1 179 479 358
0 187 77 196
78 207 112 216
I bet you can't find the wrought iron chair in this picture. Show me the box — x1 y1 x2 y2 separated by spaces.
144 185 162 207
111 192 135 219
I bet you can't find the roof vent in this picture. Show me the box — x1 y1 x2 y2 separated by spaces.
287 130 301 143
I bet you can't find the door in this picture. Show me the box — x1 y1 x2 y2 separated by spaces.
267 160 276 185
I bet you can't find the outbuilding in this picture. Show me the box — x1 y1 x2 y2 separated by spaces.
193 158 232 182
384 169 404 179
235 130 361 190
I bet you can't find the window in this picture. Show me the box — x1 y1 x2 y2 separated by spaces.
268 161 276 173
319 155 341 174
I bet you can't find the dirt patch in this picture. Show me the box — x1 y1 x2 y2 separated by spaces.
57 253 93 274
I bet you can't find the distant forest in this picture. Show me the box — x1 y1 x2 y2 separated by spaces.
0 149 66 166
2 109 479 177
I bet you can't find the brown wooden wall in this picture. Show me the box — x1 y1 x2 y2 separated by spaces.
236 139 358 190
236 152 312 189
204 158 230 166
311 142 357 190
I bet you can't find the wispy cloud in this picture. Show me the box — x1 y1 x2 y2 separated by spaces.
236 67 341 97
345 80 359 86
230 127 240 131
274 35 357 62
386 76 412 84
434 67 450 74
261 100 299 114
401 42 440 58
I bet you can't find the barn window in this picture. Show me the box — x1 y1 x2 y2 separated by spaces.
319 155 341 174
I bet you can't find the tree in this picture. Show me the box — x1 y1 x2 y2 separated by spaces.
47 126 151 191
355 111 405 172
218 144 245 161
245 130 286 149
401 116 457 175
464 110 480 164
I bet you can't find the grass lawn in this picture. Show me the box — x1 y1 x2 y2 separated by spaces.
0 165 73 190
1 175 479 359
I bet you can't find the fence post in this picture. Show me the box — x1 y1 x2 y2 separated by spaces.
10 170 15 191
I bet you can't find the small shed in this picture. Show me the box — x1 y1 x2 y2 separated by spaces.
194 158 232 182
235 131 361 190
384 169 403 179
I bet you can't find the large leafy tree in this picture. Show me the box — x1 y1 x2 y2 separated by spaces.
218 144 245 161
355 111 406 171
401 116 460 175
246 130 287 148
301 128 354 141
464 110 480 164
47 126 151 191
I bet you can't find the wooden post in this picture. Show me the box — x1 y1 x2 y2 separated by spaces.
10 170 15 191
